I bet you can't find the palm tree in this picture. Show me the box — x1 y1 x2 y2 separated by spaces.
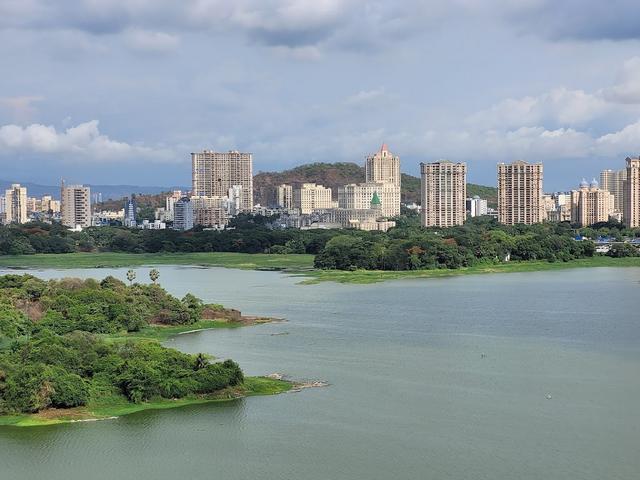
126 269 136 285
149 269 160 284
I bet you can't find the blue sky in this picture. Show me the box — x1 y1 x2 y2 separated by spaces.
1 0 640 191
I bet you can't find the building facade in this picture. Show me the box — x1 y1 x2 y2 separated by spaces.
173 197 194 231
191 150 253 211
365 144 401 187
624 157 640 228
600 169 627 213
60 183 92 229
276 184 293 210
497 161 544 225
4 184 28 224
338 182 400 218
293 183 333 214
466 196 488 217
420 161 467 227
570 179 614 227
191 196 229 227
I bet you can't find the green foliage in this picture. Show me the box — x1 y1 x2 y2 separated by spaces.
0 275 246 414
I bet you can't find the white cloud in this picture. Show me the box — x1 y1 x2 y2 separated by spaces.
601 57 640 104
345 88 386 106
0 120 174 161
124 29 180 54
595 118 640 154
467 87 609 129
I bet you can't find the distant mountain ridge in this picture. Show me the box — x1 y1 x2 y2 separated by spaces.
254 162 497 206
0 180 188 200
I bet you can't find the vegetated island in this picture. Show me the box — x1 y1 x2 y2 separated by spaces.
0 274 292 427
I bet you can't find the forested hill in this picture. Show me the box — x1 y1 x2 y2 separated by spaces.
254 162 497 206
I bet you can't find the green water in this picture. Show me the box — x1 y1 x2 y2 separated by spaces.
1 266 639 480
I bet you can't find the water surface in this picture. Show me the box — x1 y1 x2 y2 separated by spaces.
1 266 639 480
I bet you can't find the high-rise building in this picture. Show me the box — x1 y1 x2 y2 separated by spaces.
338 182 401 218
123 196 137 227
420 161 467 227
4 184 28 224
191 196 228 227
366 144 401 187
276 184 293 209
570 179 614 227
60 182 92 229
173 197 194 231
293 183 333 214
624 156 640 228
600 169 627 212
191 150 253 211
466 196 488 217
497 161 544 225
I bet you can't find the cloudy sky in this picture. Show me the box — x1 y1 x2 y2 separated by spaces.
1 0 640 190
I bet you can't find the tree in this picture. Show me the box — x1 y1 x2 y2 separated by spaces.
149 269 160 284
126 270 136 285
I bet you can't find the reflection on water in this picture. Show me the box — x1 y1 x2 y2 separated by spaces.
1 266 639 480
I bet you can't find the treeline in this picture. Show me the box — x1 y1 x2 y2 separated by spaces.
0 275 243 414
314 217 639 270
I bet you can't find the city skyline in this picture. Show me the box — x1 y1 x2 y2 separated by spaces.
2 2 640 190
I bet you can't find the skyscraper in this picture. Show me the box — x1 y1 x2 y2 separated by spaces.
276 184 293 209
600 169 627 212
60 182 92 228
191 150 253 211
366 144 401 187
420 161 467 227
623 156 640 228
497 161 544 225
4 184 28 224
570 179 614 227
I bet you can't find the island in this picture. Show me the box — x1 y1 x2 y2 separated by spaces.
0 274 291 427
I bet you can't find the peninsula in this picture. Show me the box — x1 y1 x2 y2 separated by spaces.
0 274 291 427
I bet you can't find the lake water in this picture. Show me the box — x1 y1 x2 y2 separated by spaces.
1 266 639 480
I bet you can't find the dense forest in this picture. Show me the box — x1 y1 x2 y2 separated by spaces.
0 275 244 414
0 215 638 272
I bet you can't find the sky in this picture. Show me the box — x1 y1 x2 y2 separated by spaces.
1 0 640 191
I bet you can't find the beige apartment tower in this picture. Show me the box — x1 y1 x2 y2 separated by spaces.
624 157 640 228
4 184 28 224
191 150 253 211
420 161 467 227
366 144 401 187
338 182 401 218
570 179 614 227
600 169 626 212
293 183 333 214
60 182 92 228
497 161 544 225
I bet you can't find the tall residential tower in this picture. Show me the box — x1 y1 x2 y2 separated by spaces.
497 161 544 225
624 157 640 228
420 161 467 227
366 144 401 187
191 150 253 211
60 182 92 229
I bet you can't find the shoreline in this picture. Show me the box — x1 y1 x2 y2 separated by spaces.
0 316 291 428
0 377 293 428
1 252 637 284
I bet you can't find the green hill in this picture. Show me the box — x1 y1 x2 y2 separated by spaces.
254 162 497 207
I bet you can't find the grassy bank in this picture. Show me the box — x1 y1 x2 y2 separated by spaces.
301 256 640 284
0 252 314 270
0 377 292 427
103 318 276 343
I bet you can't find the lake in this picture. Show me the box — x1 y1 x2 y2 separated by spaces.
1 266 639 480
